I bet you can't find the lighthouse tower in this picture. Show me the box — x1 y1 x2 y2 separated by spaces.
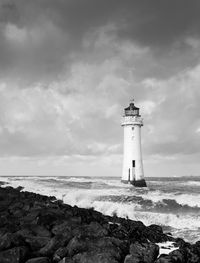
121 100 146 187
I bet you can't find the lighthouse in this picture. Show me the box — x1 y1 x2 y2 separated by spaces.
121 100 146 187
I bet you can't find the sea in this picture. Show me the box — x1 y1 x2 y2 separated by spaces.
1 176 200 244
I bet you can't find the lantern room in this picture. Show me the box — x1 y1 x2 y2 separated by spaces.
124 101 140 116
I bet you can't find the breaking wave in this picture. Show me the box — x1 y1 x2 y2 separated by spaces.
1 175 200 243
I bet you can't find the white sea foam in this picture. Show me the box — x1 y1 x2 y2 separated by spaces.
183 181 200 187
2 176 200 243
156 241 178 256
140 190 200 208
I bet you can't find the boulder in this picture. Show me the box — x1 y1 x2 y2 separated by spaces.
0 233 25 251
58 257 74 263
124 254 141 263
0 214 9 227
22 209 41 224
0 200 12 212
148 224 163 233
71 207 106 225
39 234 72 256
51 222 72 236
174 238 187 249
193 241 200 256
22 224 51 237
142 226 171 243
53 247 68 262
25 257 50 263
67 236 125 260
184 243 200 263
72 251 119 263
36 208 65 227
0 233 13 251
0 246 28 263
25 236 50 250
155 249 186 263
125 241 159 263
72 221 108 238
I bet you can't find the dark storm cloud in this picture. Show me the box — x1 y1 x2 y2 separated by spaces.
0 0 200 83
0 0 200 177
13 0 200 45
118 0 200 47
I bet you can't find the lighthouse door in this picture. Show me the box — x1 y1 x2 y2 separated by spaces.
132 160 135 180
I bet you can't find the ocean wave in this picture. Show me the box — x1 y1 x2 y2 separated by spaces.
140 190 200 208
91 200 200 231
2 176 200 243
182 181 200 187
2 176 200 209
97 195 200 215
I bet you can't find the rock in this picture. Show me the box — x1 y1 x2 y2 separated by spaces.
0 233 25 251
125 241 159 263
157 241 200 263
58 257 74 263
0 246 28 263
119 219 147 242
0 185 198 263
67 236 87 257
193 240 200 256
156 249 186 263
25 236 50 250
108 223 129 240
0 214 9 227
184 243 200 263
0 233 13 251
9 201 24 212
51 222 72 236
67 236 126 261
53 247 68 262
72 207 106 225
124 254 141 263
148 224 163 233
36 208 65 227
172 250 184 260
0 227 9 238
154 255 171 263
25 257 50 263
72 221 108 238
16 186 24 192
186 252 200 263
22 224 51 237
17 228 34 238
72 251 119 263
142 225 171 243
39 234 72 256
22 210 41 224
0 200 12 212
174 238 187 248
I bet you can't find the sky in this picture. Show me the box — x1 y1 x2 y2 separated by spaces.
0 0 200 177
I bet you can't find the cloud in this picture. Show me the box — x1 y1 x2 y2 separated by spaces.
1 0 200 84
0 1 200 176
142 64 200 157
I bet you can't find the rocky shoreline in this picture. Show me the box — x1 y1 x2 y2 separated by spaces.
0 185 199 263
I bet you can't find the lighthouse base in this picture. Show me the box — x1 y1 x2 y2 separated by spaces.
121 179 147 187
132 179 147 187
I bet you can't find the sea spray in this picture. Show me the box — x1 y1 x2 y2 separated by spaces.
1 175 200 243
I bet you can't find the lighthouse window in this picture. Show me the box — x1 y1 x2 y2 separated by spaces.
132 127 134 130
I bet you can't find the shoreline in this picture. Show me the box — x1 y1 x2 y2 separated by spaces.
0 186 199 263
